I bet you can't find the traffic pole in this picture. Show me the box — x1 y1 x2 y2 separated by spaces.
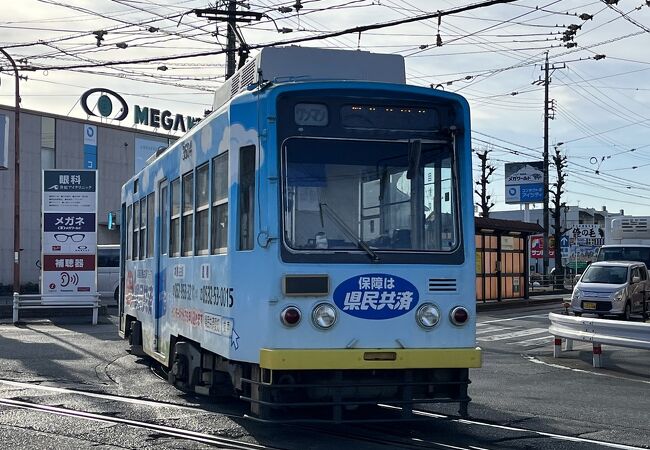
592 343 602 368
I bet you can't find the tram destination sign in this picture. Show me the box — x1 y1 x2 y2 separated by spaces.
41 169 98 300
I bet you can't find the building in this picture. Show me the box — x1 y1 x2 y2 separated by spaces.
0 103 177 291
489 205 624 273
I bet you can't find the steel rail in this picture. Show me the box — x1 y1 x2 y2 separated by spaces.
0 397 278 450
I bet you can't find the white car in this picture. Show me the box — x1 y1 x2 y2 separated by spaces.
97 244 120 302
571 261 648 320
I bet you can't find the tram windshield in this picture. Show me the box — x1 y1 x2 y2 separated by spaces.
282 137 458 254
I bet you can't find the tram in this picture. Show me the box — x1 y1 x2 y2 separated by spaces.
118 46 481 422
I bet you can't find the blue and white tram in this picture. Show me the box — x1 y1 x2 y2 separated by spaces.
118 47 481 422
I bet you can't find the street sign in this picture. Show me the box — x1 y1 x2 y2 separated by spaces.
505 161 544 204
41 169 97 299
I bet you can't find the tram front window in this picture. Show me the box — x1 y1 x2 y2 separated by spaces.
282 137 458 254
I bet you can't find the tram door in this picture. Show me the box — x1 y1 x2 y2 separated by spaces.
155 180 169 353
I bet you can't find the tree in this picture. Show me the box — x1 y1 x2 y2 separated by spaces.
474 149 496 217
549 146 568 288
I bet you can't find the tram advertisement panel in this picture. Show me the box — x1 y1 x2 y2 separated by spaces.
41 169 98 299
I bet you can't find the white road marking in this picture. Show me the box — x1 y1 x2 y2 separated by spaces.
475 325 511 335
511 335 553 347
478 314 549 325
382 405 647 450
477 328 549 342
524 355 650 386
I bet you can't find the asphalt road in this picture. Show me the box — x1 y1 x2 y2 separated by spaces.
0 304 648 449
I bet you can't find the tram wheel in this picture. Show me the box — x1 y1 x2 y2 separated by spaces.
168 340 201 391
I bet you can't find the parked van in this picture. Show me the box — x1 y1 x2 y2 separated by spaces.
97 244 120 302
596 245 650 268
570 261 649 320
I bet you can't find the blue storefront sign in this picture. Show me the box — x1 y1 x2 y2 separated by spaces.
505 161 544 204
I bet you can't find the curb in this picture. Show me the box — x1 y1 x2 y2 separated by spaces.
476 296 566 312
0 304 110 320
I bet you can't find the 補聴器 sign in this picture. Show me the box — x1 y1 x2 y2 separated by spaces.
505 162 544 204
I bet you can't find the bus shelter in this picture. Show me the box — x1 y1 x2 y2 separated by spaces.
475 217 543 302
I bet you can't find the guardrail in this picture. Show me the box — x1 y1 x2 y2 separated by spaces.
529 274 577 293
13 293 100 325
548 312 650 368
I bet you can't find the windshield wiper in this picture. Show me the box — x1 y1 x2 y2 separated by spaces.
319 202 379 262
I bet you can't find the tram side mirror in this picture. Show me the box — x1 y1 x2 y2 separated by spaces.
407 139 422 180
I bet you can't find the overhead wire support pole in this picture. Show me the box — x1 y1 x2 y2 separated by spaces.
543 52 550 277
0 48 21 294
537 52 565 277
193 3 263 80
226 0 237 79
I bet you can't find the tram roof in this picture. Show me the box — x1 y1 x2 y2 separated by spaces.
212 46 406 110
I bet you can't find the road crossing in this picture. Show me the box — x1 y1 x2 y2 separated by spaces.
475 310 592 350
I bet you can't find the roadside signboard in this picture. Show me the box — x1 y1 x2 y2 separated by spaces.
530 234 555 259
569 224 604 246
41 170 97 299
505 161 544 204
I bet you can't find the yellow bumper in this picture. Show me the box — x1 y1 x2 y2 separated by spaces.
259 347 482 370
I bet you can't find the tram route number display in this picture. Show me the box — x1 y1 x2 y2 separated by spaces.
200 285 234 307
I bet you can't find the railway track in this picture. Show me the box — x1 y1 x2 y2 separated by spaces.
2 377 643 449
0 396 278 450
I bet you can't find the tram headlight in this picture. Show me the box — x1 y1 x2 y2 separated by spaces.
312 302 337 329
280 306 302 327
416 303 440 329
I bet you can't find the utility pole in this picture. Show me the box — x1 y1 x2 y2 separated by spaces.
193 2 262 81
0 48 21 294
543 53 550 277
535 52 564 276
226 0 237 79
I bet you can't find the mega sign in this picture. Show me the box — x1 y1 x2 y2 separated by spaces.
81 88 202 133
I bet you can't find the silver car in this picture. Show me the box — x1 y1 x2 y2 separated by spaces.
570 261 648 320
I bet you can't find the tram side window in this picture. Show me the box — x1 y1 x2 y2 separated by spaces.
139 197 147 260
126 204 132 260
238 145 255 251
147 192 154 257
133 200 140 260
170 178 180 257
160 181 168 256
182 171 194 256
212 152 228 254
195 164 209 255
